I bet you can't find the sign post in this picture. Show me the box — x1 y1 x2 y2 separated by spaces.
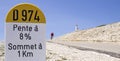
5 3 46 61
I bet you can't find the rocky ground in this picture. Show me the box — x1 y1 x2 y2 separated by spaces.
0 41 120 61
0 42 4 61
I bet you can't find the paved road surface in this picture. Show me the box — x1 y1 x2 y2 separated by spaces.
49 40 120 58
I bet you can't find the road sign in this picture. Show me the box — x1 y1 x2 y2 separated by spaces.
5 3 46 61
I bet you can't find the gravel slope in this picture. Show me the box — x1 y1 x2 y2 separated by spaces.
53 22 120 42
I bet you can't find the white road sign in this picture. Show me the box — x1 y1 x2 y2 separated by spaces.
5 3 46 61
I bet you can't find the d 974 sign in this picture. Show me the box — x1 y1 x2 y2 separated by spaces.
13 9 40 22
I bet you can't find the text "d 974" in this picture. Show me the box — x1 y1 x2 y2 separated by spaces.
13 9 40 22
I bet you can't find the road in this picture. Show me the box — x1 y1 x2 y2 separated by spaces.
49 40 120 58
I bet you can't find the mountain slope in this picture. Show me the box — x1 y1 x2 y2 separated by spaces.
54 22 120 42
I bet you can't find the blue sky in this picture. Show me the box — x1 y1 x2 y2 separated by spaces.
0 0 120 40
